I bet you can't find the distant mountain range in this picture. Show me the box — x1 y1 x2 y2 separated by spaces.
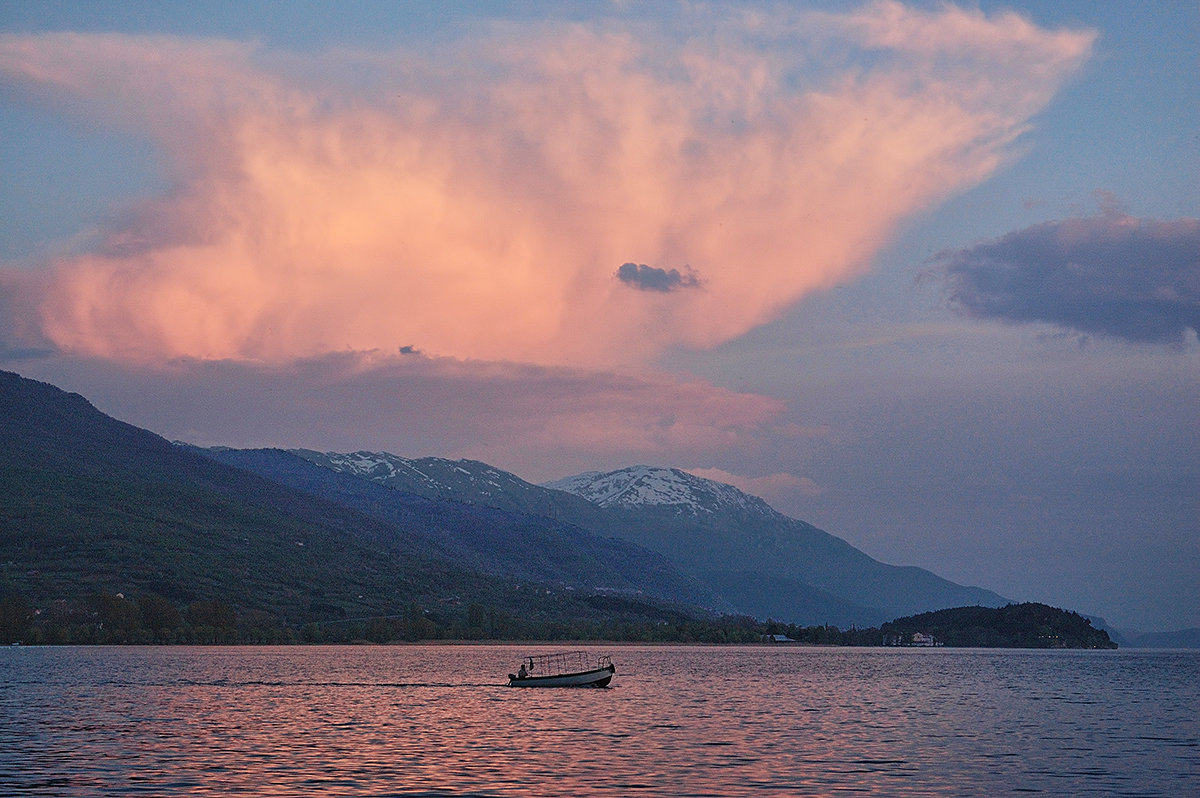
283 452 1008 626
196 446 716 609
1 368 1075 633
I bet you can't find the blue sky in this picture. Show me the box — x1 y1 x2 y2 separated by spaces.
1 1 1196 632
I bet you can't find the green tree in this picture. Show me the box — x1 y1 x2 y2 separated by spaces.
366 617 394 643
186 599 237 629
465 602 490 639
139 594 182 633
408 603 437 640
93 593 143 639
0 596 32 643
300 622 325 643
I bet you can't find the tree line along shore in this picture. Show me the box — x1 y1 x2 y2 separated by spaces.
1 594 1115 649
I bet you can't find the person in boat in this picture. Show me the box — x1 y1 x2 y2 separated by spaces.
517 663 528 679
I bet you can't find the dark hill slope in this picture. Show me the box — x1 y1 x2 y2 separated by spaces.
0 371 700 628
0 372 481 619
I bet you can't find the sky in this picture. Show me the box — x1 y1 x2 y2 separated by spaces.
1 1 1196 634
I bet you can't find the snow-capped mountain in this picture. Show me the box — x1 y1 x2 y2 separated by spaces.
289 452 1009 626
546 464 1010 626
288 448 627 533
291 449 548 508
545 465 775 517
196 447 721 609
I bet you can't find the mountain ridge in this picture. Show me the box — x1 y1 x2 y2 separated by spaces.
0 369 1169 641
194 446 722 610
546 465 1010 626
0 370 713 635
291 450 1010 626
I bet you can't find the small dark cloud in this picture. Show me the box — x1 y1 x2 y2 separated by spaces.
616 262 701 293
935 210 1200 344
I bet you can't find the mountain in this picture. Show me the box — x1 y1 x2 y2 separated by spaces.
288 452 1009 626
291 450 559 510
549 466 766 514
0 373 431 619
290 449 618 530
546 466 1010 626
1 366 1014 633
194 447 719 609
0 370 707 635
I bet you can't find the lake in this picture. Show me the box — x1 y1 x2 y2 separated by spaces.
2 645 1196 796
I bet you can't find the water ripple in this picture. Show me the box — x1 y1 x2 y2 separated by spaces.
2 646 1197 796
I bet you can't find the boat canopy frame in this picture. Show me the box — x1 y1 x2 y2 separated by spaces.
520 651 612 677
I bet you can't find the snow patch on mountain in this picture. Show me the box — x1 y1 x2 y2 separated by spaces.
294 451 780 520
312 450 426 483
545 465 776 517
291 449 539 502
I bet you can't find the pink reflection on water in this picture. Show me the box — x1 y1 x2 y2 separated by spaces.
3 645 1196 795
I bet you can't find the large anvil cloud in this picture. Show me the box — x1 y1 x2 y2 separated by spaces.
0 3 1094 367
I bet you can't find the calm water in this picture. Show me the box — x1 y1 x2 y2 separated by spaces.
1 645 1196 796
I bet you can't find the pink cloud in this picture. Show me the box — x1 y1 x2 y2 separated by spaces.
15 351 791 483
0 6 1094 368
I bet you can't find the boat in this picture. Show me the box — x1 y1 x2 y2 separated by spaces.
508 651 615 688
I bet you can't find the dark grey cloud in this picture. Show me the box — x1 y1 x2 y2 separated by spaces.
616 262 701 293
936 212 1199 343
